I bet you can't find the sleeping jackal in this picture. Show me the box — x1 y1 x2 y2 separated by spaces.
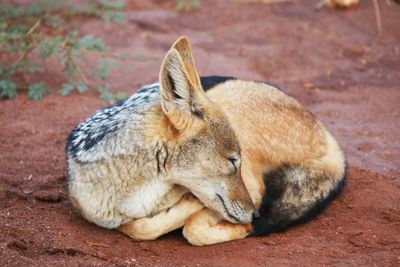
66 36 346 246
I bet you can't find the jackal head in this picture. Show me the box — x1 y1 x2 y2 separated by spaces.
152 36 256 224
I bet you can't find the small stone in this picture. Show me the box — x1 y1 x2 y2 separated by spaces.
7 239 27 250
33 190 62 202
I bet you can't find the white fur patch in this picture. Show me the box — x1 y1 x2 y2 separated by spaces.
118 179 172 219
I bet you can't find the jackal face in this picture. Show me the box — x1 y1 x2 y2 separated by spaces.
153 36 256 224
174 110 256 224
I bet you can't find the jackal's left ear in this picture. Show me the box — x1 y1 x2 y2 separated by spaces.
159 45 205 133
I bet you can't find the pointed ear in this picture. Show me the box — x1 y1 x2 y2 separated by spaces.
159 48 205 133
171 36 201 87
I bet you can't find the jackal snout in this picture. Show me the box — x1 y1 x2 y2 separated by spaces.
202 170 256 224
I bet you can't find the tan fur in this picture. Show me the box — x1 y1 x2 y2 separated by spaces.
119 45 344 245
137 38 344 245
176 79 345 245
118 193 204 240
171 36 201 87
183 208 253 246
67 36 345 246
206 80 337 207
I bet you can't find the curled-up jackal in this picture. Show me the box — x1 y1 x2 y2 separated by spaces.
66 36 346 246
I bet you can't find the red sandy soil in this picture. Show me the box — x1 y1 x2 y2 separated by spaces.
1 0 399 265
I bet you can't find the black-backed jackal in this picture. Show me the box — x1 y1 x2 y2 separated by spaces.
66 36 346 246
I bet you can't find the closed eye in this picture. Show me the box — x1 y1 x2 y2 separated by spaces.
228 157 238 175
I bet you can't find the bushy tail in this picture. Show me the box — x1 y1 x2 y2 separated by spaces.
251 164 346 236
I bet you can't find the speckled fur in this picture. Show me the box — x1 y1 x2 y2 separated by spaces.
66 36 346 246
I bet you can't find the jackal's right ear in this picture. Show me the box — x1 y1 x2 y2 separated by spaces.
159 48 205 134
172 36 201 87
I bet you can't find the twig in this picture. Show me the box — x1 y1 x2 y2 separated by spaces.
24 17 42 38
10 18 43 71
373 0 382 36
75 62 90 88
11 42 36 71
62 37 91 89
68 48 90 87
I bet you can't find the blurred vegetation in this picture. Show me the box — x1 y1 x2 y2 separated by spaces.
0 0 127 101
175 0 200 12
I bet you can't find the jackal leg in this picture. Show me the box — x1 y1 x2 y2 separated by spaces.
182 208 253 246
118 193 204 240
149 185 189 217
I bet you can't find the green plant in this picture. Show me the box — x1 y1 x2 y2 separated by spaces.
175 0 200 12
0 0 127 101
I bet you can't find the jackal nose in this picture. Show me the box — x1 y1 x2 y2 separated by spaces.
253 210 260 219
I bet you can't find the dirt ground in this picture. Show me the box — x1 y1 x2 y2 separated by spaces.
1 0 400 266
